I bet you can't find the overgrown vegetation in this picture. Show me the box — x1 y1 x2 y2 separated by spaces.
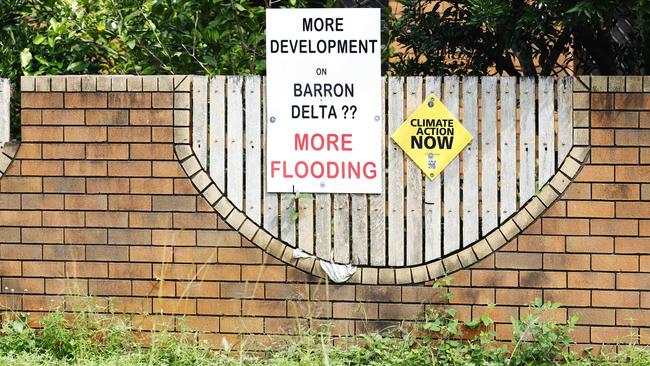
0 297 647 365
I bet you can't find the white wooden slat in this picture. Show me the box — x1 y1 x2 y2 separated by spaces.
406 77 423 265
519 77 536 204
500 77 517 222
193 76 208 169
298 196 314 253
245 76 262 223
351 194 368 265
333 195 350 263
538 77 555 185
557 77 573 162
280 194 296 246
227 76 244 209
443 76 460 254
368 77 386 266
315 194 332 259
480 76 498 234
209 76 226 188
387 77 405 266
0 79 10 143
461 77 479 245
424 76 442 261
262 77 279 235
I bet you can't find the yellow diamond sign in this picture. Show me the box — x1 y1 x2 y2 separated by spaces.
391 94 473 180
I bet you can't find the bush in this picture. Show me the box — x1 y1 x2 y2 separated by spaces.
0 295 647 365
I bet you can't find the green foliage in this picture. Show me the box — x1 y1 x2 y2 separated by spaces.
1 296 646 365
389 0 650 76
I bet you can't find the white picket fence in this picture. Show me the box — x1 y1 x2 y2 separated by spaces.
195 76 573 267
0 79 10 143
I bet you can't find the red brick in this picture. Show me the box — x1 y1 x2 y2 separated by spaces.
591 326 637 343
42 144 85 159
22 93 63 108
568 272 614 289
21 160 63 176
87 178 129 193
22 295 64 311
64 194 107 210
592 147 639 164
615 93 650 109
471 270 518 287
109 195 151 211
617 202 650 218
153 264 196 280
545 290 590 306
21 126 63 142
24 261 64 277
591 111 638 128
21 194 64 210
218 248 262 264
616 237 650 253
130 178 173 194
64 228 107 244
542 218 590 235
152 127 173 142
130 143 173 160
617 273 650 290
130 213 172 228
220 283 264 298
45 278 87 295
616 166 650 182
66 262 107 278
86 212 129 228
593 290 639 308
0 177 42 193
543 253 590 270
109 263 151 278
591 129 614 146
616 130 650 146
174 247 218 263
196 264 241 281
64 93 107 108
21 227 63 244
495 252 542 269
0 211 40 226
242 300 286 317
592 183 640 200
575 165 614 182
130 246 173 262
592 254 639 271
132 280 174 297
152 93 173 108
568 308 615 325
64 126 106 142
567 201 614 218
43 211 84 227
85 245 127 261
591 219 638 236
108 161 152 177
89 280 131 296
108 93 151 108
242 265 286 283
0 244 41 259
152 196 195 212
108 229 151 245
173 213 217 229
196 299 240 316
86 144 129 160
153 161 185 177
130 110 173 126
519 271 566 288
567 236 613 253
21 110 41 125
86 110 128 125
108 127 151 142
43 245 85 261
42 110 85 125
220 317 264 333
0 261 23 276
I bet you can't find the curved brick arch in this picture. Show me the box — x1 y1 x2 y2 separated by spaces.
175 77 592 285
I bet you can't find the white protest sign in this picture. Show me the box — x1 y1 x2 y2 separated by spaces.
265 8 382 194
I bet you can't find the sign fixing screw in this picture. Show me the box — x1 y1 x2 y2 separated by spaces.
374 115 380 122
270 116 276 123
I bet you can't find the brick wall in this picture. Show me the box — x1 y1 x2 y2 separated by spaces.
0 75 648 350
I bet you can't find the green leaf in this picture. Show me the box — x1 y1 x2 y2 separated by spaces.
20 48 32 69
33 35 46 45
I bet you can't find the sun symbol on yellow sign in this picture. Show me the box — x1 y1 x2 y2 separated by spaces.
391 94 473 180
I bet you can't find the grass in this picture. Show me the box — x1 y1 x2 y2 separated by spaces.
0 297 649 365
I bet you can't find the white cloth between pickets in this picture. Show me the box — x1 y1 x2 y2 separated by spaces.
292 248 358 283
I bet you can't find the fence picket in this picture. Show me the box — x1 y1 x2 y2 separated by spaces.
333 195 350 263
481 76 498 234
209 76 226 187
424 76 442 261
519 77 536 204
368 78 386 266
261 78 279 235
298 196 314 253
315 194 332 259
387 77 405 266
226 76 244 209
443 76 460 253
192 76 208 169
245 76 262 222
0 79 10 143
539 77 555 185
280 195 296 246
406 77 423 265
500 77 517 221
462 77 479 245
558 77 573 162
